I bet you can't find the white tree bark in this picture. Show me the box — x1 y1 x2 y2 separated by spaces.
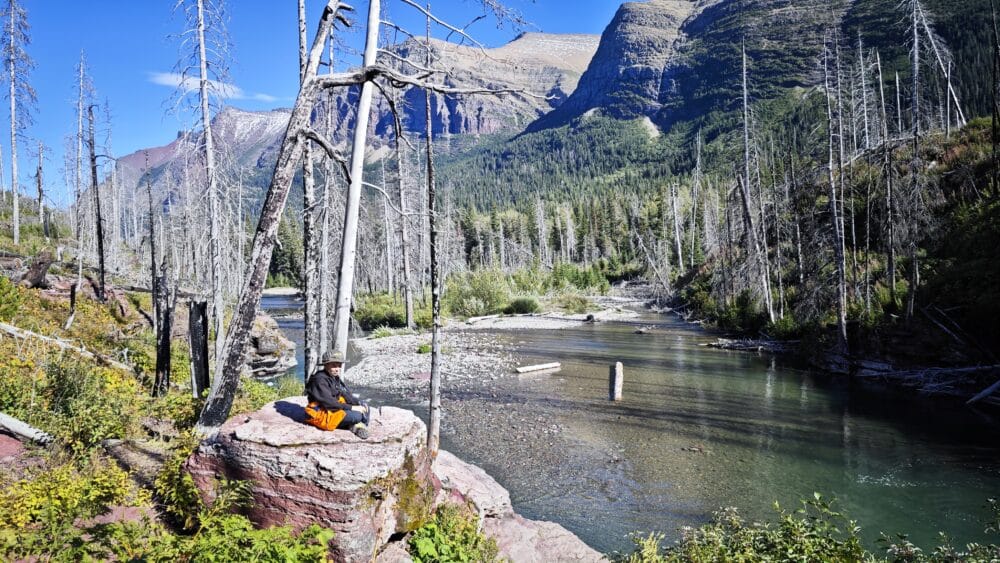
825 44 849 350
331 0 381 356
194 0 227 381
300 0 321 375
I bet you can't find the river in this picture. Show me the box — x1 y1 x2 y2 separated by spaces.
262 295 1000 554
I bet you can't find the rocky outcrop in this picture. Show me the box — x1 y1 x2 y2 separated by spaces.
248 313 297 378
529 0 696 131
186 398 603 562
186 398 437 562
433 450 604 563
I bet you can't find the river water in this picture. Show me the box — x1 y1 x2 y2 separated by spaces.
262 296 1000 554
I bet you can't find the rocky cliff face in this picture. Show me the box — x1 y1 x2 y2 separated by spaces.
529 0 990 136
530 0 697 130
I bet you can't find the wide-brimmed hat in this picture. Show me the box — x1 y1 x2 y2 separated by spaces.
321 350 346 365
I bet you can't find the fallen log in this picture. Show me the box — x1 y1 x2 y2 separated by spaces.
0 412 53 445
466 314 501 324
705 338 798 354
516 362 561 374
967 378 1000 406
0 321 133 373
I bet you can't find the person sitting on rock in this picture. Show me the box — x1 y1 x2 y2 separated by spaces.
305 350 371 439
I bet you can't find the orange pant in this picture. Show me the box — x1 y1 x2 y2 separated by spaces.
305 401 347 431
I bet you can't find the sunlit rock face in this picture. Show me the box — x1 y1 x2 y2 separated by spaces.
186 398 604 562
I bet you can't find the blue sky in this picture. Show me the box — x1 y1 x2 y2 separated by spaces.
16 0 619 206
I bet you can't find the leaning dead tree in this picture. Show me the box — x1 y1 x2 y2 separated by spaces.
196 2 353 431
196 0 527 432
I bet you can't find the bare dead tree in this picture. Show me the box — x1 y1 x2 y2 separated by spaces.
741 41 774 323
824 40 849 351
87 106 107 302
2 0 34 247
172 0 231 382
299 0 322 377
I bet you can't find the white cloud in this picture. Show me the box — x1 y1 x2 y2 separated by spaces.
148 72 278 103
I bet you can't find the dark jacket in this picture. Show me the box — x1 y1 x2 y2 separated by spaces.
306 370 360 411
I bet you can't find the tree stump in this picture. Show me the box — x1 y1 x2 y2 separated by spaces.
609 362 624 401
19 251 53 289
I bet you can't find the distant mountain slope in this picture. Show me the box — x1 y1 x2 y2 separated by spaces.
529 0 697 131
528 0 992 137
115 32 599 202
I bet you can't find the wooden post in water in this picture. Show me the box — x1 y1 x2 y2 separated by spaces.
609 362 624 401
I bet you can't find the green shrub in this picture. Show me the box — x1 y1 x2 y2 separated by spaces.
78 515 334 563
355 293 406 330
40 360 144 453
355 293 434 331
617 495 864 562
0 275 22 322
409 504 499 563
553 293 591 314
0 458 142 531
6 475 334 562
153 432 204 530
444 270 510 318
765 315 800 340
371 325 397 339
416 343 432 354
231 376 281 416
504 296 541 315
716 290 769 335
150 391 203 431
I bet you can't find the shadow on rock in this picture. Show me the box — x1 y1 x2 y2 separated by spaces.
273 400 306 423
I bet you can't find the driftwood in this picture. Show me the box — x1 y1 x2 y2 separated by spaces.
705 338 798 353
0 411 53 445
0 321 132 372
968 378 1000 406
466 314 501 324
516 362 561 374
856 363 1000 399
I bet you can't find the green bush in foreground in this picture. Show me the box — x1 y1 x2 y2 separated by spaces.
553 293 592 314
409 504 499 563
616 495 1000 562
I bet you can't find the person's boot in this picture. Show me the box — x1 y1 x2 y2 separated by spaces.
352 422 369 440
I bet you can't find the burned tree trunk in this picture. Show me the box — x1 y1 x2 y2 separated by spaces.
88 106 106 302
825 43 849 351
425 12 442 457
153 266 173 397
189 300 210 399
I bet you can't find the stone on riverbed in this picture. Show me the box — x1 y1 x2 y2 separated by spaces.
433 450 605 563
185 397 437 562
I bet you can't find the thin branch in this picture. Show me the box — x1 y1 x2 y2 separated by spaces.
301 128 351 183
372 79 417 151
396 0 490 56
362 181 426 217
